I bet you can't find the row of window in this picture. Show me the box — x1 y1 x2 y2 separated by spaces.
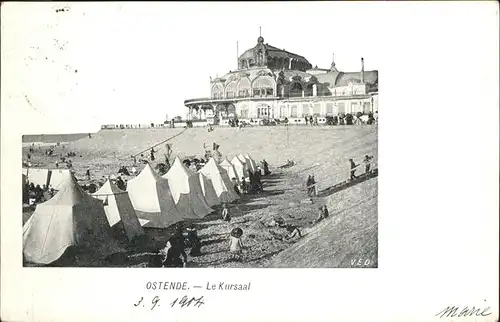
213 88 274 99
218 102 373 120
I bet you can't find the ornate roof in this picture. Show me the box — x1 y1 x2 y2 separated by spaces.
239 36 312 71
316 70 378 87
212 67 276 85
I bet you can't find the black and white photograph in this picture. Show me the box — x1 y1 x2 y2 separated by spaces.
2 2 498 322
18 4 378 268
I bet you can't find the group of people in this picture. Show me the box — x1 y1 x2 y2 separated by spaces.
349 155 374 181
23 182 55 205
233 168 264 195
305 115 320 126
306 175 318 197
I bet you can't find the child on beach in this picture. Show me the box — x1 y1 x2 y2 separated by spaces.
221 204 231 222
229 227 244 261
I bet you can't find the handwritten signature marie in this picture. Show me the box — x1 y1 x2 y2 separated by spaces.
436 304 492 318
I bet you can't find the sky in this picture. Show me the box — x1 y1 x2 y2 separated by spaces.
1 2 387 134
1 2 497 134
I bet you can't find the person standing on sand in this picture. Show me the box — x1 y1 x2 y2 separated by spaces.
221 204 231 222
349 158 357 180
86 169 91 181
241 177 248 194
323 205 329 218
309 175 317 197
233 179 241 196
150 148 156 161
363 155 373 174
162 226 188 268
306 175 312 196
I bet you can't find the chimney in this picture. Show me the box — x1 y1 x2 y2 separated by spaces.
361 57 365 83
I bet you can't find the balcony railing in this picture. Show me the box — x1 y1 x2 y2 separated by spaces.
184 91 377 105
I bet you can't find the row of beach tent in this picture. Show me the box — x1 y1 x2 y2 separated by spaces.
22 154 259 265
22 168 72 190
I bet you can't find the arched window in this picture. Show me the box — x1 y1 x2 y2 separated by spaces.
252 76 275 97
237 78 251 97
225 81 237 98
289 81 303 97
212 84 224 99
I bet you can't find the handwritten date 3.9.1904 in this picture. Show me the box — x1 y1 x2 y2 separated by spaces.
134 295 205 310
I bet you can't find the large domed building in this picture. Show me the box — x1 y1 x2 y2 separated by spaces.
184 34 378 125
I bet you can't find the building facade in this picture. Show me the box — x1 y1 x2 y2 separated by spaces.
184 35 378 125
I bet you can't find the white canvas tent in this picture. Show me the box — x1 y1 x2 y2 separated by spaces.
243 153 258 172
22 168 72 190
23 168 50 187
126 163 185 229
162 157 213 218
237 154 250 174
220 158 240 183
92 180 144 241
49 169 72 189
199 158 239 203
23 174 122 265
198 172 220 207
230 156 247 181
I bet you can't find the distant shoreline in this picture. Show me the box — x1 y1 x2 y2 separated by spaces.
22 133 93 144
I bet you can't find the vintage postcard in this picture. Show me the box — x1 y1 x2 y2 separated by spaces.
1 2 498 322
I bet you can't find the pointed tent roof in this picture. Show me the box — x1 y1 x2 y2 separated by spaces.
237 154 250 174
198 172 220 207
199 158 238 203
93 180 144 241
220 158 240 183
126 163 185 228
230 156 247 181
243 153 258 172
23 174 122 265
24 168 51 188
49 169 72 189
162 157 213 219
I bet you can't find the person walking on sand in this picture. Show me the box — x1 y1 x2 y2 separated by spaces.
229 227 244 261
309 175 317 197
221 204 231 222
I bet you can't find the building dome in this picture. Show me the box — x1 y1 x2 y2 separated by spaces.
238 36 312 72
